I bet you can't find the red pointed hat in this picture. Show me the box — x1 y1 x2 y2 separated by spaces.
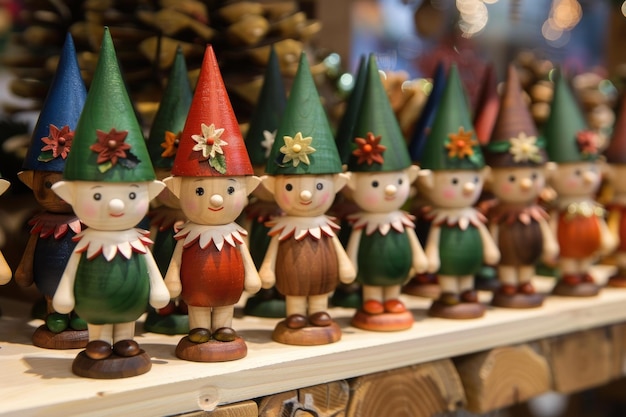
171 45 253 177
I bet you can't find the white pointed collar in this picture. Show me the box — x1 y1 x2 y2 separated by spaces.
175 222 247 251
348 211 414 236
73 228 152 261
266 215 339 241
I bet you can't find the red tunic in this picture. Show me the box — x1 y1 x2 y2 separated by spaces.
557 206 602 258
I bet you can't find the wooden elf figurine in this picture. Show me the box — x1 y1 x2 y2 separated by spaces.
143 46 192 335
484 65 558 309
51 28 170 379
605 90 626 287
259 53 356 346
242 46 287 319
345 54 428 331
544 70 616 297
15 34 88 349
163 45 262 362
417 64 500 319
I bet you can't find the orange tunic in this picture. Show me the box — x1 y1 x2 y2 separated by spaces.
557 209 602 259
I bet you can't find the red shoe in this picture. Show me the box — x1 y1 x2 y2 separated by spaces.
562 274 581 286
499 284 517 296
363 299 384 315
460 290 478 303
582 273 595 283
383 299 407 314
518 282 536 294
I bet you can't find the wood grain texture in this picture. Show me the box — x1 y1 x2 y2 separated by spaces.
180 400 258 417
258 381 349 417
455 345 551 413
346 360 465 417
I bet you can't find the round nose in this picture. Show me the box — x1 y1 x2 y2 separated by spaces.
109 198 125 215
300 190 312 202
210 194 223 207
583 170 597 184
385 184 397 197
519 177 532 190
463 181 476 196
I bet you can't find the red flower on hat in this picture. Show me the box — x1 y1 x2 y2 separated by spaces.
446 127 477 159
90 128 131 166
41 124 74 160
353 132 386 165
161 130 180 158
576 130 599 157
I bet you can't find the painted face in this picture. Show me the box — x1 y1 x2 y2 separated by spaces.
272 174 337 217
31 171 73 213
351 170 411 213
548 161 601 198
427 170 484 209
490 166 545 204
178 176 250 225
71 182 152 230
154 168 181 209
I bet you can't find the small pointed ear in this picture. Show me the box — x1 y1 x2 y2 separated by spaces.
481 166 491 180
163 176 182 198
148 180 166 199
545 161 558 181
334 172 350 192
51 181 75 205
260 175 276 195
17 170 34 190
417 169 434 190
0 179 9 196
347 171 357 191
245 175 261 195
406 164 420 183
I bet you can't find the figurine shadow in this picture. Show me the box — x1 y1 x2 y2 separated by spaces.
237 329 275 344
22 356 78 379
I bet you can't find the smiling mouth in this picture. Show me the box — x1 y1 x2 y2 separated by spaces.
208 207 224 211
300 201 312 205
384 196 395 201
110 213 124 217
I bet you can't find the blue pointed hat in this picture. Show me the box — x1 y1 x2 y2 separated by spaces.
23 33 86 172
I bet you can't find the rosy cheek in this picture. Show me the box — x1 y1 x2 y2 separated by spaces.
183 198 199 213
499 182 513 195
442 186 456 200
134 200 149 215
565 176 579 188
278 192 292 208
81 201 99 218
317 190 332 207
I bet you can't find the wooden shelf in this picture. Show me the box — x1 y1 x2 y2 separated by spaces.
1 266 625 417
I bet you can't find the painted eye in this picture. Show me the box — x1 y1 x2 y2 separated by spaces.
508 175 516 182
575 169 582 176
398 178 403 185
93 193 101 201
372 181 379 188
285 184 293 191
44 181 53 189
451 178 459 185
196 187 204 196
227 186 235 195
316 183 323 190
474 176 480 183
129 192 136 200
531 172 538 180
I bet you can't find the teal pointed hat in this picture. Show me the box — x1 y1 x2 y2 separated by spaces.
147 46 193 169
265 52 342 175
420 64 484 171
347 54 411 172
544 69 599 163
63 27 155 182
23 33 86 172
335 55 367 165
245 46 287 166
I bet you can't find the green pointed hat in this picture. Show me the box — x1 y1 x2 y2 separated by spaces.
544 69 599 163
420 64 484 171
245 46 287 166
335 55 367 165
347 54 411 172
147 46 193 169
265 52 342 175
63 27 155 182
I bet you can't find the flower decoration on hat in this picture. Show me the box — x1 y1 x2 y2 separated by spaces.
39 124 74 162
261 130 276 159
192 123 228 174
353 132 386 166
161 130 181 158
508 132 543 163
576 130 599 159
446 127 478 160
90 128 140 173
280 132 315 167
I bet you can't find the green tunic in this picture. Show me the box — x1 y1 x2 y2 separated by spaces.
74 252 150 324
356 229 412 286
438 224 483 276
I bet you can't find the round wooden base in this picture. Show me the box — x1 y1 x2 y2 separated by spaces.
272 321 341 346
607 275 626 288
72 350 151 379
491 292 544 309
428 300 486 320
32 325 88 349
143 311 189 335
402 280 441 299
552 281 599 297
351 310 413 332
175 336 247 362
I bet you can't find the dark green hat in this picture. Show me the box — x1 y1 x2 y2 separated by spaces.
245 46 287 166
63 27 156 182
544 69 600 163
147 46 193 169
420 64 484 171
335 55 367 165
265 53 342 175
347 54 411 173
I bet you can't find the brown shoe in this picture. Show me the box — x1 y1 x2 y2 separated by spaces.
213 327 238 342
582 273 595 283
85 340 112 360
383 299 407 313
113 340 141 357
438 292 460 306
460 290 478 303
285 314 307 329
363 299 384 315
499 284 517 296
561 274 581 286
309 312 332 327
188 328 211 343
518 282 536 295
